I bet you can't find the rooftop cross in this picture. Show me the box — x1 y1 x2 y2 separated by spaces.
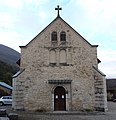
55 5 62 17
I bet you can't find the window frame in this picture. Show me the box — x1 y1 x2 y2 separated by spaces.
60 31 66 42
51 31 57 42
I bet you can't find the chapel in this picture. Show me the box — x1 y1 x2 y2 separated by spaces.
12 5 107 112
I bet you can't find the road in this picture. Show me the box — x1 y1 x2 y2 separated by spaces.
0 102 116 120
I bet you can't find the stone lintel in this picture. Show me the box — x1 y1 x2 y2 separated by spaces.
48 79 72 84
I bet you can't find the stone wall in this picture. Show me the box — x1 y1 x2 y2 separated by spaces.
93 67 108 111
12 17 107 111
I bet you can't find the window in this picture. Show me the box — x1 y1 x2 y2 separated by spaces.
60 31 66 41
51 31 57 42
49 50 56 64
60 50 66 64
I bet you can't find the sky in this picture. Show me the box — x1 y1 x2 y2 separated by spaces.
0 0 116 78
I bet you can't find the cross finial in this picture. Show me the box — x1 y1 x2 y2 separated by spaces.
55 5 62 17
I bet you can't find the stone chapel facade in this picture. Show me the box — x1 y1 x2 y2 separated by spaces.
12 6 107 112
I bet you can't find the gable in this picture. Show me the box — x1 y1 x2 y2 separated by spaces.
18 16 100 68
20 16 98 48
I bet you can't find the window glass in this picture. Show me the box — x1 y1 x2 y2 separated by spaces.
51 31 57 42
60 31 66 41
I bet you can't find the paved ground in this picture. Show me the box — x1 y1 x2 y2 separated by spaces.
0 118 9 120
0 102 116 120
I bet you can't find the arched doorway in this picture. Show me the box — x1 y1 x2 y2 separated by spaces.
54 86 66 111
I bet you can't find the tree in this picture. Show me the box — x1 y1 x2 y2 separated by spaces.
0 60 19 86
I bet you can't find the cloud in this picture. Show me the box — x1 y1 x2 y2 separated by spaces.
0 0 23 9
72 0 116 35
0 0 116 78
98 49 116 62
26 0 49 4
54 0 71 5
0 29 29 52
0 12 15 29
98 48 116 78
99 62 116 78
38 11 47 19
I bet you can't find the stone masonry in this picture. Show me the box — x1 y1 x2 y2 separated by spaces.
12 16 107 112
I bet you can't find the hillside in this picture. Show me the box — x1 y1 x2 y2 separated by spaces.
0 44 20 64
0 60 19 85
0 44 20 85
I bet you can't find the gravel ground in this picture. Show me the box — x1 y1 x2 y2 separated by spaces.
0 102 116 120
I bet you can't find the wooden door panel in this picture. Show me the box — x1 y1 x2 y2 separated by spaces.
54 86 66 111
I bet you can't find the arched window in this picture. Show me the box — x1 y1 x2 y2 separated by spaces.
60 31 66 41
60 50 66 64
49 50 56 64
51 31 57 42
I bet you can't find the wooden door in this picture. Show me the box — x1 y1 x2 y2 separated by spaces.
54 86 66 111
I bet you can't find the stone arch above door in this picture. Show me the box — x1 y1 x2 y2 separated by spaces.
51 85 68 94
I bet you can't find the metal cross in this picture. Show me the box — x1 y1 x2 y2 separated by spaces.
55 5 62 17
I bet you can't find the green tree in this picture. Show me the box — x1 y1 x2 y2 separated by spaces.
0 60 19 86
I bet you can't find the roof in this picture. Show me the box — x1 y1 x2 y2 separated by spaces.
19 16 98 48
106 79 116 90
0 82 13 90
93 66 106 76
12 69 25 78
